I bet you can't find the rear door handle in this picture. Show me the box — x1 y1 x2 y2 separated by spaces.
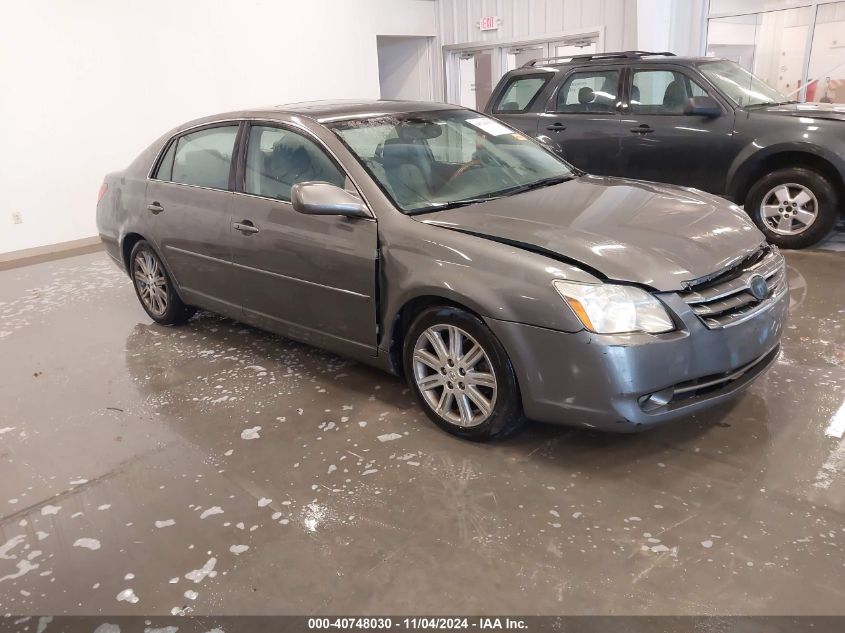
146 202 164 214
546 122 566 132
630 125 654 134
233 220 259 235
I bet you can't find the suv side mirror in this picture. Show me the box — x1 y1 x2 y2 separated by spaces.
684 96 722 118
291 182 371 219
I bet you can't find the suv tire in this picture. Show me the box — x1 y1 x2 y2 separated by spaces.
745 167 839 249
403 306 524 441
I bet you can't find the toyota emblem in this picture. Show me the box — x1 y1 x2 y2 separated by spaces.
748 274 768 301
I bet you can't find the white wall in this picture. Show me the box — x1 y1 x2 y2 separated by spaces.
0 0 436 255
637 0 707 57
436 0 638 51
377 36 435 100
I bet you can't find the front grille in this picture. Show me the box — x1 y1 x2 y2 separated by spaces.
679 245 787 328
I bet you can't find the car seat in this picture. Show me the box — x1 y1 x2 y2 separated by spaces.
662 80 687 113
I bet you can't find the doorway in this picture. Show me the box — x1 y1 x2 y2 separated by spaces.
377 35 434 101
455 49 495 109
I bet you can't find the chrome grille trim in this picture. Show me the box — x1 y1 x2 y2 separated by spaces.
679 246 787 329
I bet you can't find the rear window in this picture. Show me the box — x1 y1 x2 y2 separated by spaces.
493 75 550 112
160 125 239 190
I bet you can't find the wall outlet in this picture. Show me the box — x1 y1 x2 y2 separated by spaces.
12 212 22 224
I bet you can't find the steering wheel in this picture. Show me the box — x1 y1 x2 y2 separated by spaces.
443 159 483 190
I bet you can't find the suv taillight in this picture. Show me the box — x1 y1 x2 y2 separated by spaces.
97 182 108 204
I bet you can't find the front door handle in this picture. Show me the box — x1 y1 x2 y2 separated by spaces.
546 122 567 132
630 125 654 134
233 220 259 235
146 202 164 214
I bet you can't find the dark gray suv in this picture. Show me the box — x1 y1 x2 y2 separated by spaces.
485 51 845 249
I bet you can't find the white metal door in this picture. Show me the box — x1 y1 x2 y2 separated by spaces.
454 49 495 109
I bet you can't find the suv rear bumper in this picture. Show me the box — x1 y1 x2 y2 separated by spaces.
485 287 787 432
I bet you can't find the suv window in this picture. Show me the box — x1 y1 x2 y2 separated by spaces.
244 125 346 201
494 75 550 112
168 125 239 190
554 70 619 113
631 70 709 115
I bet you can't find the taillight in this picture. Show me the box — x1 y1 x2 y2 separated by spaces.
97 182 108 204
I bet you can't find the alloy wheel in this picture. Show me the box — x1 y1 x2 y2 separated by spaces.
133 250 169 316
412 324 497 428
760 183 818 236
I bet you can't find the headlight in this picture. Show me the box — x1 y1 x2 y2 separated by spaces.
553 280 674 334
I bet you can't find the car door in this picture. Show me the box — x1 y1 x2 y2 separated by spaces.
534 66 625 176
144 123 242 318
228 122 378 358
619 66 737 193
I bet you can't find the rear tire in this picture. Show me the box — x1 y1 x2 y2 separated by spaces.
403 306 524 441
745 167 839 249
129 240 195 325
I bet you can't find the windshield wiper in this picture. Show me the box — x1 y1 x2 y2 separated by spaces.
407 194 508 215
495 174 574 197
747 100 799 109
406 175 574 215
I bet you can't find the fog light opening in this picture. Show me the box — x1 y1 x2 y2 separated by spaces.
639 387 675 412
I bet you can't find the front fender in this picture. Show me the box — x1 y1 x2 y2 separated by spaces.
378 220 597 354
727 135 845 200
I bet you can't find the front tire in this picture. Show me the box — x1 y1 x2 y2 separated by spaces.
403 306 524 441
745 167 839 249
129 240 195 325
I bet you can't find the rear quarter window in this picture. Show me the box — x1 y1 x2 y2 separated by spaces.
493 75 550 113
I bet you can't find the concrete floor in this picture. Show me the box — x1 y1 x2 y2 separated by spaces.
0 247 843 617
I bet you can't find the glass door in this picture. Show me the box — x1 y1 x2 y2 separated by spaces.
807 1 845 104
505 44 548 71
548 37 598 61
456 49 496 110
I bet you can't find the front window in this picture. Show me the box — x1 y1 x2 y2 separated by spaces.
697 60 790 108
329 109 575 214
631 70 709 115
244 125 346 202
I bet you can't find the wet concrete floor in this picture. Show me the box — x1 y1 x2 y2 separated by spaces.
0 249 843 616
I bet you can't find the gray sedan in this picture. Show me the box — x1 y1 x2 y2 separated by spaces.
96 100 788 440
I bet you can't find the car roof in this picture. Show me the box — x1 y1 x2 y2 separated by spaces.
511 53 719 75
178 100 465 131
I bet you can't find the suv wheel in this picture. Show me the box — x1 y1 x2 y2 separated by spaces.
746 167 839 249
130 240 195 325
403 306 524 441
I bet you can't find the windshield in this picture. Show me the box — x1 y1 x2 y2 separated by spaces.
328 109 576 214
698 60 789 108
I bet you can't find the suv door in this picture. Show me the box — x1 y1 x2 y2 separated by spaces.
145 123 242 318
228 122 378 358
619 66 737 193
535 66 625 175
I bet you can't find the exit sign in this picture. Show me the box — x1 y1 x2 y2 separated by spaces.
479 15 499 31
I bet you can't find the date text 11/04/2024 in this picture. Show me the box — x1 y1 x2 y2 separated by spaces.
307 618 528 630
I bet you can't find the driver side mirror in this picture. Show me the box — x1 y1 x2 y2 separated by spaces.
684 96 722 118
291 182 371 219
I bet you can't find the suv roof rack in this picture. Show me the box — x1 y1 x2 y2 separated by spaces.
522 50 676 68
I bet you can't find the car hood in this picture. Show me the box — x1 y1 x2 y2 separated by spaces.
757 101 845 122
419 175 764 292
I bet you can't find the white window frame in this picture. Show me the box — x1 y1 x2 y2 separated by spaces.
704 0 844 102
